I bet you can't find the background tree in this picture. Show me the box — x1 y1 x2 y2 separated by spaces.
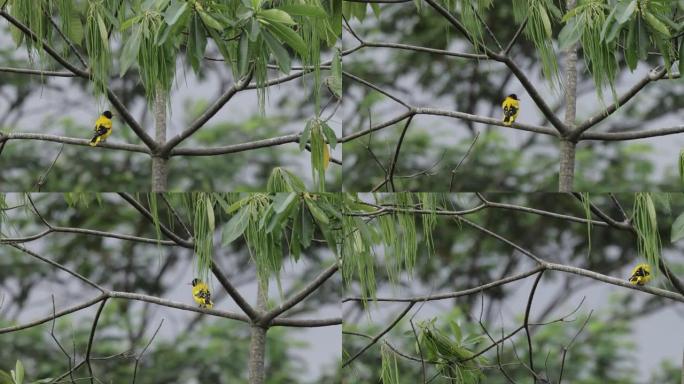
341 192 684 383
0 191 342 383
0 0 342 191
341 0 683 192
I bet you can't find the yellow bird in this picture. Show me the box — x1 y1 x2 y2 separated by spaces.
501 94 520 126
628 263 652 286
190 278 213 309
89 110 113 147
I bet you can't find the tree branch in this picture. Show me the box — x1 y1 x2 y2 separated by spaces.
161 72 254 154
260 263 339 326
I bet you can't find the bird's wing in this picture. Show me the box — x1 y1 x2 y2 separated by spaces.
93 126 109 136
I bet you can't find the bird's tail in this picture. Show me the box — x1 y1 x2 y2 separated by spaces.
204 300 213 309
90 136 99 147
503 115 512 126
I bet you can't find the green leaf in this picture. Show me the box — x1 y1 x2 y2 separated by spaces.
299 120 313 151
164 0 189 26
96 14 109 44
14 361 23 384
119 26 142 77
187 13 207 72
67 11 84 45
558 19 582 51
0 371 11 384
327 49 342 98
301 205 313 247
671 212 684 242
321 121 337 148
239 32 250 76
305 198 329 225
265 22 307 57
624 17 638 70
222 206 250 246
679 34 684 75
644 11 670 37
258 9 296 26
538 5 552 38
263 29 291 73
277 4 327 18
616 0 636 24
199 10 223 30
273 193 297 213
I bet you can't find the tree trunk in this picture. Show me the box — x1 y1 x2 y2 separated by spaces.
560 0 578 192
151 88 168 192
559 139 576 192
249 282 268 384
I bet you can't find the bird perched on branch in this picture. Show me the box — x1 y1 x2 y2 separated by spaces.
190 278 213 309
89 110 113 147
501 94 519 126
628 263 652 286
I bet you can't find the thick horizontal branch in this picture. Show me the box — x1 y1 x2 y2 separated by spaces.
545 262 684 303
0 66 75 77
414 107 558 136
344 266 544 302
344 261 684 304
0 288 340 336
171 134 342 165
0 132 150 154
0 226 177 246
360 41 488 60
579 124 684 141
170 134 299 156
0 294 107 335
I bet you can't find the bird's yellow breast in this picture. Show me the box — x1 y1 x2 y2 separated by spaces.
502 97 519 109
94 116 112 130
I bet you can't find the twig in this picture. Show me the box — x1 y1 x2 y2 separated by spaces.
523 271 545 382
558 311 593 383
450 131 480 192
342 302 415 367
387 115 414 191
35 143 64 191
132 318 164 384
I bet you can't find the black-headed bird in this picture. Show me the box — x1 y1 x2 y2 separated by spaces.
628 263 652 286
89 110 113 147
501 94 519 126
190 278 213 309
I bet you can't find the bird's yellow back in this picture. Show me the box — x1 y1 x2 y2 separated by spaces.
192 280 213 309
628 263 652 286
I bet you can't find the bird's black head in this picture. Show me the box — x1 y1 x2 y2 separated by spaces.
103 110 113 119
508 94 518 100
191 278 199 287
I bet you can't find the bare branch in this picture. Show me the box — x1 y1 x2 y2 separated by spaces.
0 132 150 154
342 302 415 367
572 67 668 139
260 262 339 326
161 72 254 154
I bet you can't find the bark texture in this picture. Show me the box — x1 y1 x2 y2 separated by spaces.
249 282 268 384
151 88 168 191
559 0 578 192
